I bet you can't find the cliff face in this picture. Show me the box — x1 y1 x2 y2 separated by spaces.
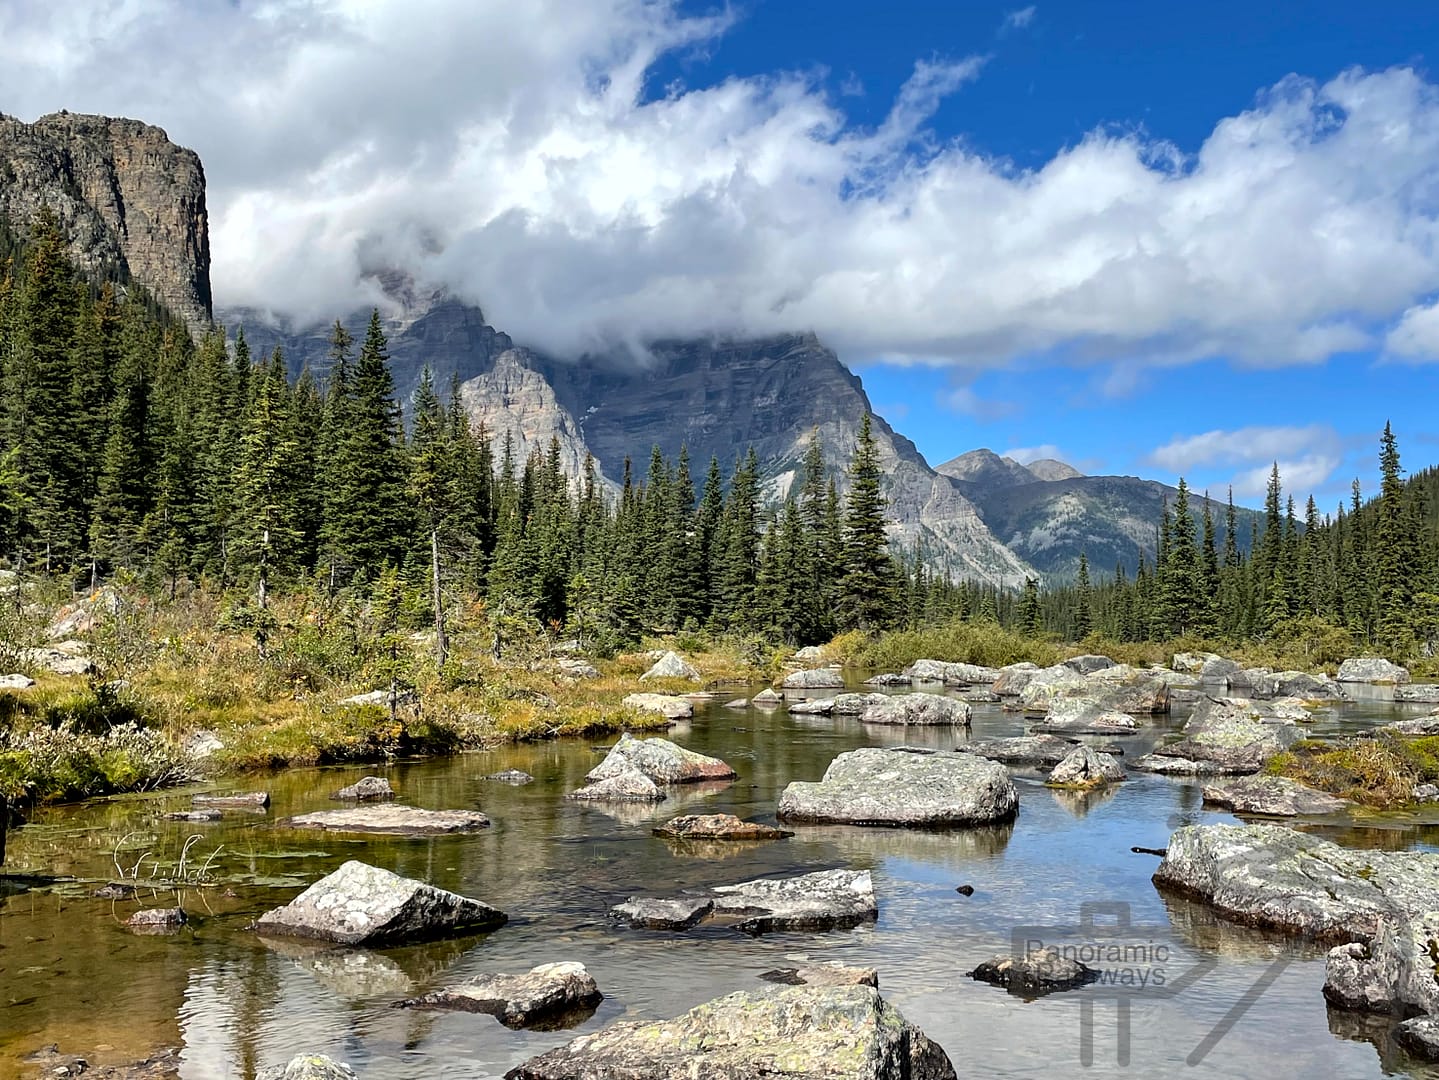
0 112 211 337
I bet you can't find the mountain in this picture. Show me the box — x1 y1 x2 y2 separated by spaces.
226 283 1037 587
1024 458 1084 482
0 112 212 337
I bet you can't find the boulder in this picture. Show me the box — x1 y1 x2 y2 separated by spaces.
16 646 94 676
640 651 701 682
859 693 972 726
622 692 694 719
1394 683 1439 703
566 768 664 802
340 688 409 708
612 868 878 934
1013 667 1090 712
256 860 506 945
831 692 893 715
125 907 187 934
1199 656 1242 682
193 791 270 809
506 984 955 1080
1030 707 1140 736
781 668 845 690
991 662 1041 696
777 747 1018 827
1337 658 1411 684
789 698 835 716
1062 654 1116 674
556 658 602 680
1047 746 1125 788
902 659 1001 685
185 729 224 758
759 962 878 988
1396 1017 1439 1061
1172 652 1219 674
956 734 1086 768
1201 775 1350 816
654 814 792 841
1379 716 1439 737
586 732 735 785
332 776 394 801
278 805 491 836
752 688 783 706
257 1055 357 1080
1130 696 1300 775
969 948 1098 996
1272 671 1345 700
483 769 534 784
864 672 913 687
0 674 35 690
395 961 602 1028
723 698 750 708
793 645 827 662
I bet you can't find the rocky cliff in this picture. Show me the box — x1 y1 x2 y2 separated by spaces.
0 112 211 337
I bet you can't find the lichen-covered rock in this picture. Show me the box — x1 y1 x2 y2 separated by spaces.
566 767 664 802
1062 654 1116 674
278 805 491 836
1172 652 1220 674
256 1054 357 1080
865 672 913 687
901 659 1000 685
1200 656 1243 682
991 662 1041 696
1394 683 1439 703
332 776 395 801
1131 696 1300 775
640 651 701 682
256 860 506 945
859 693 971 726
505 984 955 1080
126 907 187 934
1201 776 1349 816
789 698 836 716
1030 707 1140 735
612 868 877 934
15 646 95 676
781 668 846 690
1396 1016 1439 1061
1379 716 1439 737
621 692 694 719
653 814 792 841
969 948 1098 996
1337 658 1411 684
778 748 1017 827
832 692 893 715
555 658 602 680
395 962 602 1029
585 732 735 785
956 734 1086 768
1047 746 1125 789
0 674 35 690
1272 671 1345 700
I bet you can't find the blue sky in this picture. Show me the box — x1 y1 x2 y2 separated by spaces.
3 0 1438 510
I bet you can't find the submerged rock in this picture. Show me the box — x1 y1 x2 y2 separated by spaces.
1047 746 1126 789
653 814 792 841
332 776 395 801
585 732 735 785
759 962 879 988
164 809 222 822
505 984 955 1080
781 667 845 690
256 1055 357 1080
126 907 187 934
256 860 506 946
278 805 491 835
483 769 534 784
621 692 694 719
395 961 602 1029
956 734 1085 768
193 791 270 809
777 747 1018 827
1201 776 1349 816
859 693 971 726
1337 658 1411 685
640 650 701 682
723 697 750 708
611 868 878 933
969 948 1098 997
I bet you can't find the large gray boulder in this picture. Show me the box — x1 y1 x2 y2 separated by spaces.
506 984 956 1080
1030 672 1169 720
902 659 1000 685
832 692 893 715
278 806 490 835
256 860 507 945
1131 696 1300 775
1173 651 1220 674
395 961 602 1028
1337 658 1411 684
1199 656 1242 683
1153 824 1439 1024
1030 704 1141 735
585 732 735 785
640 650 701 682
1201 775 1349 816
1397 1017 1439 1061
991 662 1042 695
1047 746 1125 789
859 693 971 726
611 868 878 934
1062 654 1116 675
1378 715 1439 737
782 667 846 689
1272 671 1345 700
777 748 1017 827
566 767 664 802
622 692 694 719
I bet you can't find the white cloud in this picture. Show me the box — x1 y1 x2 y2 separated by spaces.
1148 424 1343 497
3 3 1439 370
1001 444 1064 464
1001 6 1037 32
1386 299 1439 360
1230 455 1341 499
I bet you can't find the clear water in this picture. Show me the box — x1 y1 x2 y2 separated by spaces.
3 681 1439 1079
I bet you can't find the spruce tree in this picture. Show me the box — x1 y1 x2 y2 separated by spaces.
1074 552 1092 639
838 414 894 631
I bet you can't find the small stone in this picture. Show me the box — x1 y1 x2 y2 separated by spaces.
332 776 395 801
164 809 223 822
126 907 187 934
955 884 975 896
483 769 534 784
652 814 792 841
394 961 602 1029
969 947 1098 996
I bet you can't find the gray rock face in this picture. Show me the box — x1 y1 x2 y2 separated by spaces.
1063 654 1116 674
1154 824 1439 1024
0 112 212 338
279 806 491 836
1337 658 1411 684
859 693 971 726
1172 652 1220 674
1200 656 1243 682
566 768 664 802
956 734 1086 767
1394 683 1439 703
653 814 792 841
256 1055 357 1080
778 748 1018 827
395 961 602 1029
621 692 694 719
256 860 506 946
1047 746 1125 788
969 948 1098 996
1131 696 1300 775
556 659 602 680
585 732 735 785
640 651 701 682
1037 671 1171 719
193 791 270 809
505 984 956 1080
125 907 187 934
901 659 1000 685
789 698 837 716
1006 665 1087 710
782 668 846 689
1201 776 1349 816
332 776 394 801
612 868 878 934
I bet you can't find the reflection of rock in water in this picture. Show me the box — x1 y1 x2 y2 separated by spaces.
1159 894 1330 961
1293 821 1439 852
259 934 471 999
1327 1004 1408 1073
1049 785 1118 819
571 780 734 828
785 821 1014 869
660 837 788 861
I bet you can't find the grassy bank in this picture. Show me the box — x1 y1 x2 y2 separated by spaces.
1265 735 1439 808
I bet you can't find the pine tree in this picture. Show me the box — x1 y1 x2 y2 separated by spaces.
408 368 455 668
1375 422 1415 649
1018 576 1042 636
1074 552 1092 639
838 414 894 631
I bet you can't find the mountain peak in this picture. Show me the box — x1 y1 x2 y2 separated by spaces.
1023 458 1084 482
934 449 1038 490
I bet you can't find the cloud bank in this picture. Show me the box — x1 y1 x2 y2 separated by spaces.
1148 424 1345 498
2 1 1439 369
